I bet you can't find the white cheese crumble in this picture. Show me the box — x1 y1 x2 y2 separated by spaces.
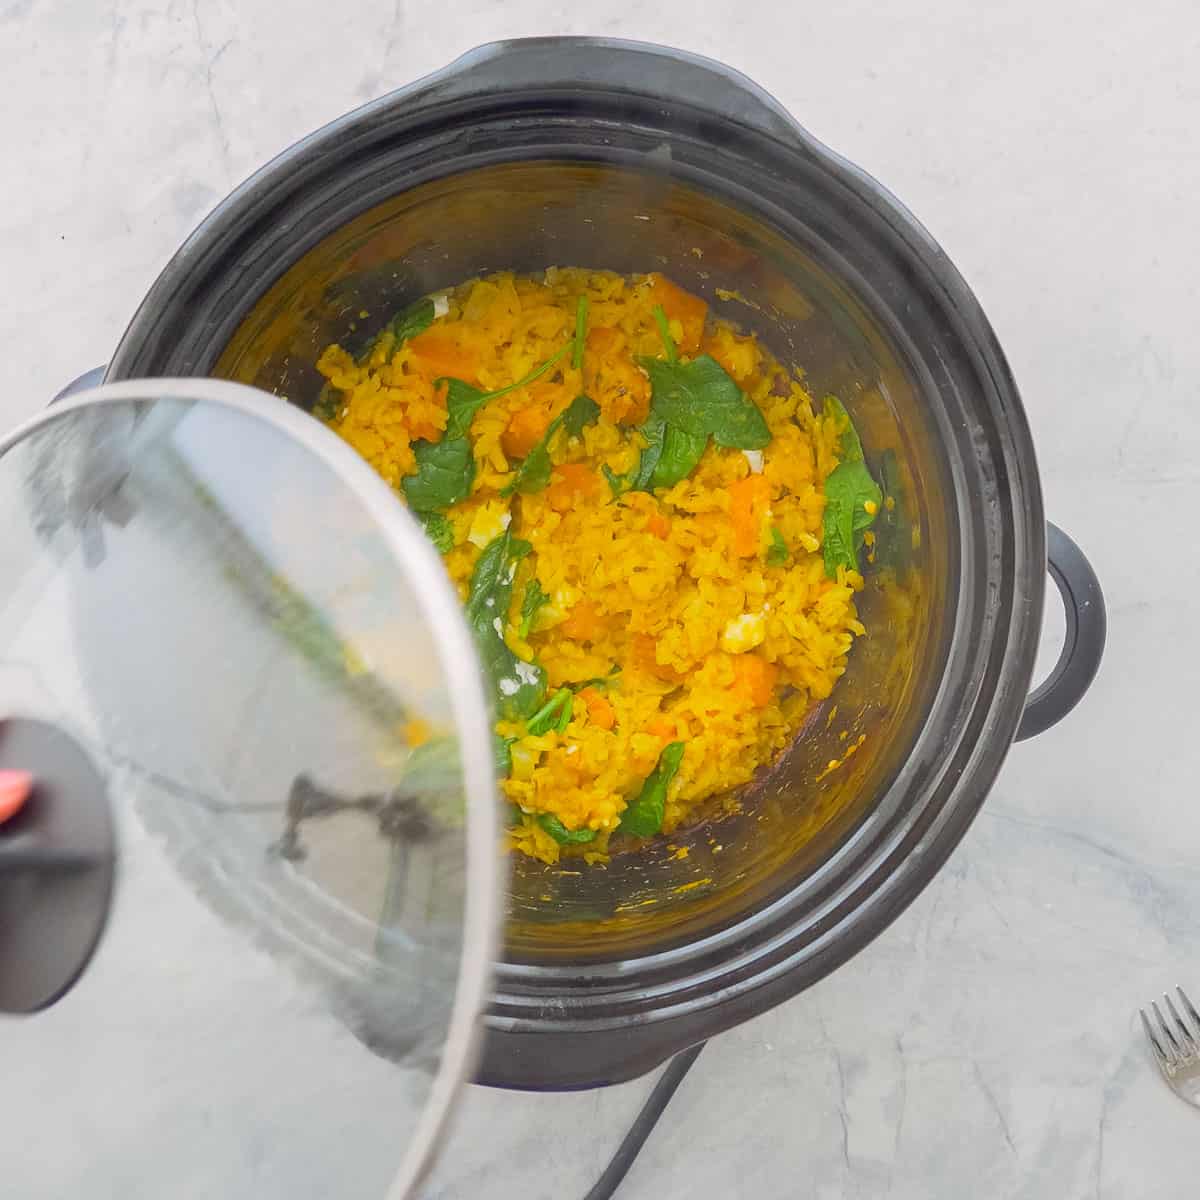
468 502 510 548
720 611 766 654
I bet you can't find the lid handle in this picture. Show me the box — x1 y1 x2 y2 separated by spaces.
420 36 812 149
0 719 115 1014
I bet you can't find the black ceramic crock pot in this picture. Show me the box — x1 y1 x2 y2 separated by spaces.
74 38 1105 1090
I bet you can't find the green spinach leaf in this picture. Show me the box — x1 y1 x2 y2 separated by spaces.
493 734 517 775
618 741 685 838
526 688 572 736
822 460 882 578
561 393 600 437
602 463 631 498
401 379 492 511
824 396 865 462
606 410 690 496
652 424 709 489
632 413 668 490
626 412 707 492
820 399 882 577
402 436 474 512
313 383 341 422
389 297 436 348
503 393 600 497
354 296 436 366
623 351 770 490
767 525 789 567
406 345 575 510
418 511 455 553
442 378 491 440
519 578 550 638
538 813 596 845
464 532 545 719
638 355 771 450
462 532 530 626
652 304 678 363
504 439 554 497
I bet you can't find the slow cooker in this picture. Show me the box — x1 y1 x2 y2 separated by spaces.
56 37 1106 1090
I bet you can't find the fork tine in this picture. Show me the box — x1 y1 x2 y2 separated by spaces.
1152 1001 1183 1061
1178 986 1200 1033
1141 1008 1172 1069
1163 994 1198 1056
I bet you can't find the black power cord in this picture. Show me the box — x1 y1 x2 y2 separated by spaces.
582 1041 707 1200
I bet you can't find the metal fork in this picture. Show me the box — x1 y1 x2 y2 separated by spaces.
1140 986 1200 1108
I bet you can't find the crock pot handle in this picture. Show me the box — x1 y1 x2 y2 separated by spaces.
1015 523 1106 741
424 37 811 148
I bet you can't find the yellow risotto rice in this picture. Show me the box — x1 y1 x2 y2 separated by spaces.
316 268 869 865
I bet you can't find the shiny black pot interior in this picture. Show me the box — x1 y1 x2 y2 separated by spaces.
103 40 1045 1088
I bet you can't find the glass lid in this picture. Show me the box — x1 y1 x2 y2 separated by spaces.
0 379 500 1199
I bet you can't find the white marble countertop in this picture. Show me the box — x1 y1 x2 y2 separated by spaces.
2 2 1199 1197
